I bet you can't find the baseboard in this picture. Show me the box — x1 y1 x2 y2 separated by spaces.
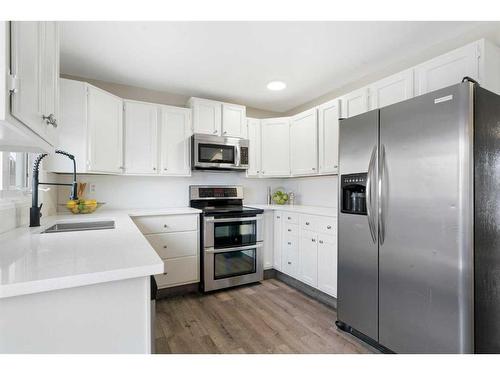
264 268 277 279
274 270 337 309
155 282 200 299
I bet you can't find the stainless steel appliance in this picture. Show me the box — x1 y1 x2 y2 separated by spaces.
190 185 264 291
337 80 500 353
191 134 249 171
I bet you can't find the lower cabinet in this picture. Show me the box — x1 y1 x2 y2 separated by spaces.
273 210 337 297
132 213 199 289
263 210 274 269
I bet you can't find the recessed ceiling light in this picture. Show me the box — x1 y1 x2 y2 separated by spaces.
267 81 287 91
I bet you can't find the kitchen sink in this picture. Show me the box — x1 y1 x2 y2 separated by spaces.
42 220 115 234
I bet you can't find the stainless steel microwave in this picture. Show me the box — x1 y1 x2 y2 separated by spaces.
191 134 249 171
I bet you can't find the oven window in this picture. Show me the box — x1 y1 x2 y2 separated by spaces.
214 249 257 280
198 143 235 164
214 220 256 248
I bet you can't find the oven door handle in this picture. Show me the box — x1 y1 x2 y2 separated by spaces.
204 215 262 223
205 243 263 254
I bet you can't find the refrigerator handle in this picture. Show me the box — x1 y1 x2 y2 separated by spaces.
379 144 386 245
366 146 377 243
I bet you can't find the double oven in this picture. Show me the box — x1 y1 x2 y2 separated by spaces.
190 185 264 292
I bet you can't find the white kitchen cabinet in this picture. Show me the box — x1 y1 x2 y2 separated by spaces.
282 234 299 278
8 21 59 147
260 117 290 177
87 85 123 173
415 42 479 96
341 87 369 118
369 69 414 110
263 210 274 270
222 103 246 137
123 100 158 175
273 211 283 271
317 233 337 297
246 118 261 177
159 105 191 176
290 108 318 176
299 230 318 287
189 97 221 136
317 99 340 174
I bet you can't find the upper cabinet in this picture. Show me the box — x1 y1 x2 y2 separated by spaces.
123 100 158 175
159 105 191 176
246 118 261 177
1 21 59 150
87 86 123 174
260 117 290 177
369 69 414 110
290 108 318 176
189 97 247 138
222 103 246 137
415 42 480 96
341 87 369 118
317 99 340 174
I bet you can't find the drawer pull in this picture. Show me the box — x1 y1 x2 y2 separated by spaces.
288 229 292 232
277 216 281 219
287 261 292 265
327 225 332 229
163 245 167 249
164 224 168 228
319 240 324 244
288 216 291 220
305 222 310 225
287 242 291 245
312 238 316 242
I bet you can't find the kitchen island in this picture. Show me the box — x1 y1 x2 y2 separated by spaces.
0 208 198 354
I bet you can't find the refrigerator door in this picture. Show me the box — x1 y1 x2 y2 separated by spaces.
338 110 379 340
378 83 474 353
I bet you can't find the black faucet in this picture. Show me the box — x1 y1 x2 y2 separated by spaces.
30 150 78 227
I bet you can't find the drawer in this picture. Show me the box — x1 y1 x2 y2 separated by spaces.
300 214 336 235
145 231 198 259
155 256 199 288
283 212 299 224
284 223 299 237
283 235 299 249
133 214 198 235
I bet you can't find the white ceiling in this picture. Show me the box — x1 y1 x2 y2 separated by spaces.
60 21 500 113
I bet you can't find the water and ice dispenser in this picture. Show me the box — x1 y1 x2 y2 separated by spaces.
341 173 367 215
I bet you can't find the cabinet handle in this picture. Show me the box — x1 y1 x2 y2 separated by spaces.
288 229 292 232
287 242 291 245
223 131 227 135
163 245 167 249
153 167 156 171
276 216 280 219
164 224 168 228
312 167 316 171
164 168 168 171
261 171 265 174
305 222 310 225
327 225 332 229
312 238 316 242
287 261 292 265
319 240 324 244
334 165 338 168
213 130 218 134
42 114 57 128
287 216 291 220
119 166 125 170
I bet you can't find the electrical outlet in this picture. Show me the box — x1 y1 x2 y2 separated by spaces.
90 184 96 193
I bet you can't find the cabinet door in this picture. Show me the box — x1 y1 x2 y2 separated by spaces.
260 117 290 177
246 118 261 177
87 86 123 173
160 106 191 176
317 99 340 174
299 230 318 287
415 42 479 95
273 211 283 271
39 22 59 145
123 101 158 175
290 108 318 176
222 103 246 138
282 235 299 278
318 233 337 297
190 98 221 135
10 22 45 139
369 69 414 110
263 210 274 269
341 87 369 118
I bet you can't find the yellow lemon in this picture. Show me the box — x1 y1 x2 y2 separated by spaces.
66 200 77 209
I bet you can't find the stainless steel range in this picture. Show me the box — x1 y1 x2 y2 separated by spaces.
190 185 264 292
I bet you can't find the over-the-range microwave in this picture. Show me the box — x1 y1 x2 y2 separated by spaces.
191 134 249 171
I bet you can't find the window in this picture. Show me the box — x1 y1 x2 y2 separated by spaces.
0 152 31 191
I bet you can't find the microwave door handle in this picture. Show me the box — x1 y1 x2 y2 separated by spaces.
205 243 264 254
235 145 241 167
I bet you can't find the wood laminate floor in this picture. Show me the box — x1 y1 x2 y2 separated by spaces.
154 278 376 354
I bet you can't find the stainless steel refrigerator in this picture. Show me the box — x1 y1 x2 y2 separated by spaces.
336 81 500 353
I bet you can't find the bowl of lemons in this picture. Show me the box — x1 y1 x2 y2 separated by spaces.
64 199 104 214
272 188 289 205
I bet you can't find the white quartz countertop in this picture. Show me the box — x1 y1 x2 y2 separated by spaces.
248 204 337 217
0 207 201 299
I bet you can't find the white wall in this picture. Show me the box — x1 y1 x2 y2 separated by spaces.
281 175 338 208
56 172 285 210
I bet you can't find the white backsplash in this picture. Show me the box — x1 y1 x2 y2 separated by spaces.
56 172 284 210
55 172 338 212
